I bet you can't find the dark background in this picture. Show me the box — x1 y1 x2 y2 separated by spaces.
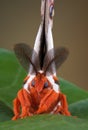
0 0 88 90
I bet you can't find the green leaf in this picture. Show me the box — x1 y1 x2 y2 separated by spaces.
60 78 88 104
0 49 26 108
0 48 88 130
69 99 88 119
0 115 88 130
0 101 13 122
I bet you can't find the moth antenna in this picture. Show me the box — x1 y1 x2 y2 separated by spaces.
44 57 55 75
23 51 38 74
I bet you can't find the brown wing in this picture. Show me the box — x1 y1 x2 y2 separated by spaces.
43 48 55 75
55 47 69 69
43 47 69 75
14 43 33 72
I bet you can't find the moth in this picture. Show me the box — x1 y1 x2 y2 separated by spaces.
12 0 71 120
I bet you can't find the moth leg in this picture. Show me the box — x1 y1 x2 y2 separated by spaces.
18 89 33 119
53 93 71 116
12 97 20 120
12 89 33 120
36 90 71 116
36 90 59 114
60 93 71 116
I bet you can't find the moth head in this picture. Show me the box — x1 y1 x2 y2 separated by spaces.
28 72 53 93
24 71 60 94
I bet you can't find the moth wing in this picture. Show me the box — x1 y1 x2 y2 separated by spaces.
43 48 55 75
55 47 69 69
29 49 40 74
14 43 32 72
14 43 40 74
43 47 69 75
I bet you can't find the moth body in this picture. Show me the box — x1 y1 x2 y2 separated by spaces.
12 0 71 120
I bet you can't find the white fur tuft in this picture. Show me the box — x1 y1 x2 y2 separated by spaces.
34 25 42 53
47 75 60 93
23 75 35 92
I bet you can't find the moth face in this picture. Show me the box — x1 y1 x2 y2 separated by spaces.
23 72 60 94
29 73 53 93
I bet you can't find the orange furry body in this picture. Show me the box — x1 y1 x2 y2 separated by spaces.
12 73 71 120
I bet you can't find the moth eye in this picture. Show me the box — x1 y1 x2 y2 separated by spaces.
49 4 54 18
31 80 35 87
44 82 48 88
